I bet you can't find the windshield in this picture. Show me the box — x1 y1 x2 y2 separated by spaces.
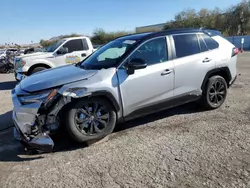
80 39 137 69
46 39 66 52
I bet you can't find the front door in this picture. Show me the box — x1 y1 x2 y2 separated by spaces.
51 38 91 67
117 37 175 118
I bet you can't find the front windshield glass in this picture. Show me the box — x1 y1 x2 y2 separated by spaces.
46 39 66 52
80 39 137 69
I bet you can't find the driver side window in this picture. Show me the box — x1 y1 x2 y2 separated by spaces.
63 39 84 53
129 37 168 66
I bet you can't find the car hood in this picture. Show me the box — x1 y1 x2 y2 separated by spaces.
16 52 51 59
20 65 98 92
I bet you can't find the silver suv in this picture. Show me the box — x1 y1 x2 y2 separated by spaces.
12 28 238 152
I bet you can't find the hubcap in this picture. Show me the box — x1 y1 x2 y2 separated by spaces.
208 80 226 105
75 102 110 135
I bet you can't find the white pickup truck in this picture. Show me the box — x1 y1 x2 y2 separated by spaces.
14 36 96 81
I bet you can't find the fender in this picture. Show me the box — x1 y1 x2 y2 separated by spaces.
91 91 120 112
27 59 55 74
201 67 232 90
59 87 120 112
32 58 56 69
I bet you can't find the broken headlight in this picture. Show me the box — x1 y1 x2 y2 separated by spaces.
62 87 88 98
19 89 58 104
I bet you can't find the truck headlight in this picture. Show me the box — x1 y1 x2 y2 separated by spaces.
20 60 26 67
19 89 58 104
15 58 26 68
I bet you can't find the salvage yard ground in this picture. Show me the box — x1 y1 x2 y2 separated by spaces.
0 53 250 188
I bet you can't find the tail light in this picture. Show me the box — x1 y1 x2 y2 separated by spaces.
232 47 239 57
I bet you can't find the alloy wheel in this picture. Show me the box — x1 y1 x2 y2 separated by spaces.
208 80 227 106
74 102 110 135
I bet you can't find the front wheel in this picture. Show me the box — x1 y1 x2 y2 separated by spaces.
201 75 228 110
31 67 48 75
65 97 117 143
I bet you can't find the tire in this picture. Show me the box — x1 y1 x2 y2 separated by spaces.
65 97 117 143
31 67 48 75
201 75 228 110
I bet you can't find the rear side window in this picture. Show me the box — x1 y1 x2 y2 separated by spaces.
202 34 219 50
63 39 84 53
173 34 200 58
197 34 209 52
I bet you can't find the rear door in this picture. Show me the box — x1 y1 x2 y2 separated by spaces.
171 33 216 96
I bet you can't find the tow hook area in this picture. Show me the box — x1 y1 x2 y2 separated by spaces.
28 133 54 153
15 126 54 153
20 133 54 153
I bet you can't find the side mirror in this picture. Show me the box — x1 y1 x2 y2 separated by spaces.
126 58 147 75
57 47 68 55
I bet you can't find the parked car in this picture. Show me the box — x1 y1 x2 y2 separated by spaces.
0 49 6 58
23 47 46 55
12 28 238 152
14 36 96 81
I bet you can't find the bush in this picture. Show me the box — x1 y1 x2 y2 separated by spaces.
91 28 133 45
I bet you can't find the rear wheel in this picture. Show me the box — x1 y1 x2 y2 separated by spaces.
65 97 116 143
202 75 228 109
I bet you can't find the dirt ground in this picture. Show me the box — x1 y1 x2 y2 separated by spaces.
0 53 250 188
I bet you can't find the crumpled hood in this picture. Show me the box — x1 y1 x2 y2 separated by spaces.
20 65 98 92
16 52 51 60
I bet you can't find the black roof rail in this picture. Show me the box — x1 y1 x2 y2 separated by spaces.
110 28 222 42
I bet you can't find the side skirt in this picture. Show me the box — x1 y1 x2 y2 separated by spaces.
123 93 201 122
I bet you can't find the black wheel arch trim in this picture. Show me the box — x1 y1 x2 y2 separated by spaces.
90 91 120 112
28 63 51 75
201 67 232 91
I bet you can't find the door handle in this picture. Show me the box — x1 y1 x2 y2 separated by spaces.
161 69 173 76
203 57 212 63
81 53 87 57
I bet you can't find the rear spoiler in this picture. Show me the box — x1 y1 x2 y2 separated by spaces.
200 28 222 37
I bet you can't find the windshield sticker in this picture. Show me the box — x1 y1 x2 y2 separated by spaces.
65 56 81 64
123 40 136 44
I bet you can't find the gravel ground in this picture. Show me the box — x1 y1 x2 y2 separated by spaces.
0 53 250 188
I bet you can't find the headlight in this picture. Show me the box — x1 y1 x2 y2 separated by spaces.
19 89 58 104
15 58 26 69
62 87 88 98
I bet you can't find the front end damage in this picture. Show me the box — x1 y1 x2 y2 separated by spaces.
12 84 71 152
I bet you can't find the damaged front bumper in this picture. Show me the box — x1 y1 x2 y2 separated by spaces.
11 85 62 152
13 111 54 152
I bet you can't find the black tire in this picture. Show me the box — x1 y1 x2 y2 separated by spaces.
65 97 117 143
201 75 228 110
31 67 48 75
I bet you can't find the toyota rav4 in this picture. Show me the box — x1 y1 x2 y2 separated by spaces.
12 28 238 152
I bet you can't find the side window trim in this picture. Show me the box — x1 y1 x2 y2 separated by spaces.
197 33 209 53
169 35 176 59
118 36 169 69
82 38 89 51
